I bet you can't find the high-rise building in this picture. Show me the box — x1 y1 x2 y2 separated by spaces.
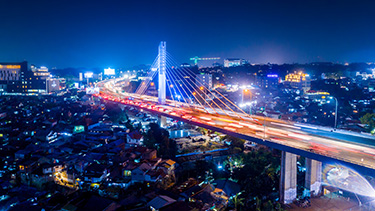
23 65 50 94
0 62 64 95
196 73 213 89
0 61 28 94
256 74 279 89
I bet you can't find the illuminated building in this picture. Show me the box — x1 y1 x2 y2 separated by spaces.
0 62 65 95
196 73 213 89
23 65 50 94
0 61 28 94
284 72 311 92
224 58 247 67
256 74 279 89
305 90 330 102
104 67 115 76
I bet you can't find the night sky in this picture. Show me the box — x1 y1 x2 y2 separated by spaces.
1 0 375 68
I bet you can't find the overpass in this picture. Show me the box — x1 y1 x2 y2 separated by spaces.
95 42 375 203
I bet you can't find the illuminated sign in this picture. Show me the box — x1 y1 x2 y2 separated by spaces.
0 65 21 69
86 87 100 94
267 74 278 78
285 72 309 83
84 72 93 78
307 91 330 95
73 125 85 134
104 68 115 75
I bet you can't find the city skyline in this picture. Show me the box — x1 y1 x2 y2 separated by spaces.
1 0 375 68
3 1 375 208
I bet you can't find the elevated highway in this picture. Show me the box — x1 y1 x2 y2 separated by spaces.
97 78 375 175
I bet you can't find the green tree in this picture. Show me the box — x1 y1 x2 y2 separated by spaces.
255 196 261 211
225 135 245 151
263 200 274 211
232 149 280 205
360 113 375 133
230 192 245 211
144 123 177 158
105 103 128 123
64 74 76 88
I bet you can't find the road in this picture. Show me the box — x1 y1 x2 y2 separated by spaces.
96 78 375 171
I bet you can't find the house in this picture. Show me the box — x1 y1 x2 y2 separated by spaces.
30 166 54 189
18 160 38 185
158 159 176 176
212 179 241 197
156 159 177 189
41 163 54 174
84 163 109 183
145 169 166 183
135 147 157 160
15 149 31 160
131 163 151 182
147 195 176 211
127 130 144 145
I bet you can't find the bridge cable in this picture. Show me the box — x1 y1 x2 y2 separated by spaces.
165 66 191 106
165 63 209 113
135 56 159 95
165 58 220 114
166 54 230 116
166 52 251 119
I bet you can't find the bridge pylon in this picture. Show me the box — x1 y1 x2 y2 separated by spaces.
158 41 167 104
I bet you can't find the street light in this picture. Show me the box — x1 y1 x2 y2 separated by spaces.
321 95 338 129
242 89 252 104
239 100 257 115
330 96 338 129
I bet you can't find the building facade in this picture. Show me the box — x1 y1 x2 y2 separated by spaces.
284 72 311 92
0 62 65 95
196 73 213 89
0 61 28 94
224 58 247 67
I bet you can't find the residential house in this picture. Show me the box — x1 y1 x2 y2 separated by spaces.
127 130 144 145
147 195 176 211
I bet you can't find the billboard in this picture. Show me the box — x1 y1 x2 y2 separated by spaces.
84 72 93 78
104 68 115 75
86 87 100 94
74 125 85 134
47 79 60 93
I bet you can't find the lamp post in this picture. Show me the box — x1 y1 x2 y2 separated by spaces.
242 89 247 104
242 88 252 105
261 105 267 141
330 96 338 129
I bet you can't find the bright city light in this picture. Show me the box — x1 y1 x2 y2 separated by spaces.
104 67 115 75
84 72 93 78
323 163 375 197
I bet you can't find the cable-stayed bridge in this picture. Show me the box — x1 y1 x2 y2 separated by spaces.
97 42 375 203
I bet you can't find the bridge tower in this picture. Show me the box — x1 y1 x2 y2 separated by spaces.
158 41 167 104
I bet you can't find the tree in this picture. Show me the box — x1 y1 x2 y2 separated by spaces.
105 103 128 123
144 123 177 158
232 149 280 206
225 135 245 151
230 192 245 211
255 196 261 211
360 113 375 133
64 74 75 88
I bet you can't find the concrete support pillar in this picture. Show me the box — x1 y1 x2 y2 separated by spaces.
305 158 322 197
280 151 297 204
158 115 167 128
